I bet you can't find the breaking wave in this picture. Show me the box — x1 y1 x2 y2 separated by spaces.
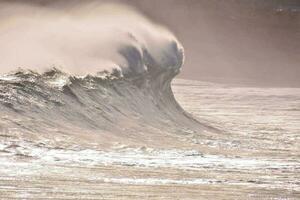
0 2 217 147
0 65 215 147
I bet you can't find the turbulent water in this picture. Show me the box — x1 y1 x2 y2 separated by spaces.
0 69 299 199
1 2 298 199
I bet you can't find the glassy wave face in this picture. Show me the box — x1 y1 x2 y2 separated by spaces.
0 67 213 149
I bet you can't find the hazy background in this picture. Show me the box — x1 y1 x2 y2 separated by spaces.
1 0 300 86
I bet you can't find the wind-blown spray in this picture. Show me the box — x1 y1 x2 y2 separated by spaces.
0 2 183 77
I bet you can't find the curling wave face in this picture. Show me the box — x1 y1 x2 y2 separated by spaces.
0 68 214 149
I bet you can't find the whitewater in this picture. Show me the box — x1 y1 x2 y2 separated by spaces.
0 2 299 200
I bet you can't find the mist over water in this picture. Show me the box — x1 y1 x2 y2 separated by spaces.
126 0 300 86
0 2 182 77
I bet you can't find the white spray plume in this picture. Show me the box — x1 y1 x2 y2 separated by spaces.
0 2 184 76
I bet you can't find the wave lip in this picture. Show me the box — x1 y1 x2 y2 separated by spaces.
0 2 184 84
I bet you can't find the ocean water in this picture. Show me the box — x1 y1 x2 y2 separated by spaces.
0 75 299 199
1 1 298 199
